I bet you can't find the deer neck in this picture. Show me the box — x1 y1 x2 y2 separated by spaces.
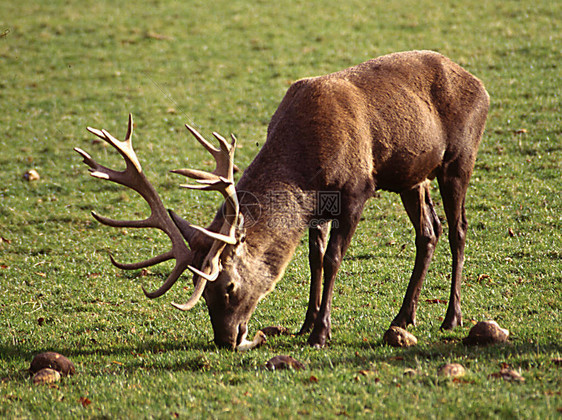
235 173 315 286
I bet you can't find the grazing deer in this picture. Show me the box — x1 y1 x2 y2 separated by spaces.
75 50 489 349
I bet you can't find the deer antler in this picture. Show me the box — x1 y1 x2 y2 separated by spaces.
169 125 242 310
174 125 240 241
74 114 196 300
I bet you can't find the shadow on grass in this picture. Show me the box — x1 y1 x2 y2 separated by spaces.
309 338 562 370
0 337 221 379
2 333 560 380
345 253 378 261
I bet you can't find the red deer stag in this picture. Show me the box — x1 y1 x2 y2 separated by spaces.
75 50 489 349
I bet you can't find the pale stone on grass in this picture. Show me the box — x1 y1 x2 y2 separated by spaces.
383 326 418 347
32 368 61 385
438 363 466 377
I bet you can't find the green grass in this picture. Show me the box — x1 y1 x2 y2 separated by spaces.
1 0 561 418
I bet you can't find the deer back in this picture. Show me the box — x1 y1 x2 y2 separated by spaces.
240 50 488 200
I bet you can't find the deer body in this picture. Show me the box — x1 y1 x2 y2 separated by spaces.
77 50 489 349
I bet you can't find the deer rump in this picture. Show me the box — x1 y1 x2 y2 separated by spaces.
76 50 489 349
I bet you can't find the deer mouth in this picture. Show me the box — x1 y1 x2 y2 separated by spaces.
212 322 248 349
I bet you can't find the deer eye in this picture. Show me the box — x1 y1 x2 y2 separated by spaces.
224 282 236 304
225 283 235 295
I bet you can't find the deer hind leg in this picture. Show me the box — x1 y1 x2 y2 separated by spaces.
392 181 442 328
437 167 473 330
297 222 330 335
307 200 365 348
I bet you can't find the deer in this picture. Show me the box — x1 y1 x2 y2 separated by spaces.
75 50 489 350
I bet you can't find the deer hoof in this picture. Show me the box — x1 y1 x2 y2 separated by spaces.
296 322 314 336
307 332 328 348
391 311 416 329
440 313 462 330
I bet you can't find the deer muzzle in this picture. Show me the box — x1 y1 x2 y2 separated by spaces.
212 321 265 351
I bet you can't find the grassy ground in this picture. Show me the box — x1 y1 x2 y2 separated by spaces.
1 0 561 418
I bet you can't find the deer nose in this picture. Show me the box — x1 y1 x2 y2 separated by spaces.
213 323 244 350
214 336 237 349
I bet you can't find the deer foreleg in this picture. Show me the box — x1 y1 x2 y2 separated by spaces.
307 202 364 348
298 223 330 335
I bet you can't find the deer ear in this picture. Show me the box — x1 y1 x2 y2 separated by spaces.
168 209 198 249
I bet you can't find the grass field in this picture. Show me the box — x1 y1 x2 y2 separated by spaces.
1 0 561 418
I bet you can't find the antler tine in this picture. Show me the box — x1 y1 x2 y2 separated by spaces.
170 168 219 182
184 124 221 154
109 250 174 270
142 257 191 299
76 114 198 302
169 236 227 310
187 224 237 245
185 124 235 182
171 275 208 311
172 127 241 247
91 210 153 229
124 112 134 142
86 114 142 174
167 126 241 309
212 131 236 182
170 225 229 310
212 131 232 150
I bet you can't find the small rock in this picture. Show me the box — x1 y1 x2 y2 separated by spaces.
438 363 466 378
403 368 418 377
383 326 418 348
23 169 40 181
489 368 525 382
359 369 376 377
32 368 61 385
260 326 291 337
463 320 509 346
30 352 75 376
265 355 305 371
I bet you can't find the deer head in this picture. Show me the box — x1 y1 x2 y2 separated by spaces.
75 114 268 349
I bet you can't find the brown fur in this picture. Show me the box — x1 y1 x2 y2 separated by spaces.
200 50 489 348
80 50 489 349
